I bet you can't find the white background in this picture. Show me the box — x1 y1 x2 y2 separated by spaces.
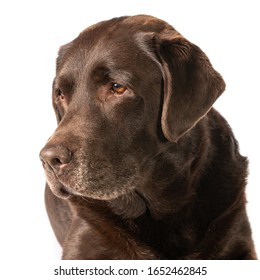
0 0 259 277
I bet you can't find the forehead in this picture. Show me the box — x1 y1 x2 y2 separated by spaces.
56 16 167 77
57 21 137 74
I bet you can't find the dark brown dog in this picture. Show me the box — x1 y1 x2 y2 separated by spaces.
40 15 256 259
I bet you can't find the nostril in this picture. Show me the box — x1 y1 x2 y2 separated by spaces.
50 157 63 168
40 145 72 173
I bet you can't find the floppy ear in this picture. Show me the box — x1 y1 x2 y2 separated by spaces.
156 33 226 142
56 41 74 71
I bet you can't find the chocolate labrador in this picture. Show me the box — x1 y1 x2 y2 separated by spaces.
40 15 256 259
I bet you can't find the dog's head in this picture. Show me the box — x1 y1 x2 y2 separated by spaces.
40 15 225 201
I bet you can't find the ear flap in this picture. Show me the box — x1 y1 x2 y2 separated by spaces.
157 33 226 142
56 41 74 71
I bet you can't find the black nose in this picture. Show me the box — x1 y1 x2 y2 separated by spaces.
40 145 72 174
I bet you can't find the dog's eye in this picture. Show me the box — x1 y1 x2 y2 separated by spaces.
111 83 127 94
56 88 64 100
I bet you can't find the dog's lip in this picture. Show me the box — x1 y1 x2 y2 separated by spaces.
49 181 72 200
43 167 72 199
51 185 71 199
58 185 72 199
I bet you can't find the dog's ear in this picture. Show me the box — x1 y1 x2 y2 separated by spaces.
56 41 74 71
154 32 226 142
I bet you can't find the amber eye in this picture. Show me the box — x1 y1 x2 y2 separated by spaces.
111 83 127 94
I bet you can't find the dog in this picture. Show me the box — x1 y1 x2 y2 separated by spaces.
40 15 256 259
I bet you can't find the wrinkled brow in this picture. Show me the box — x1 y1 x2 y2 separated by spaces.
108 69 135 87
90 61 137 87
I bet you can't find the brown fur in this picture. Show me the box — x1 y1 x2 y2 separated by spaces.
40 15 256 259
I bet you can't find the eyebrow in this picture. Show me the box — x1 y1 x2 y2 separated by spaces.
91 62 136 87
108 69 134 86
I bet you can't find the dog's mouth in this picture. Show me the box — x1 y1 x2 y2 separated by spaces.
42 153 140 201
42 162 79 199
48 180 72 199
43 168 74 199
